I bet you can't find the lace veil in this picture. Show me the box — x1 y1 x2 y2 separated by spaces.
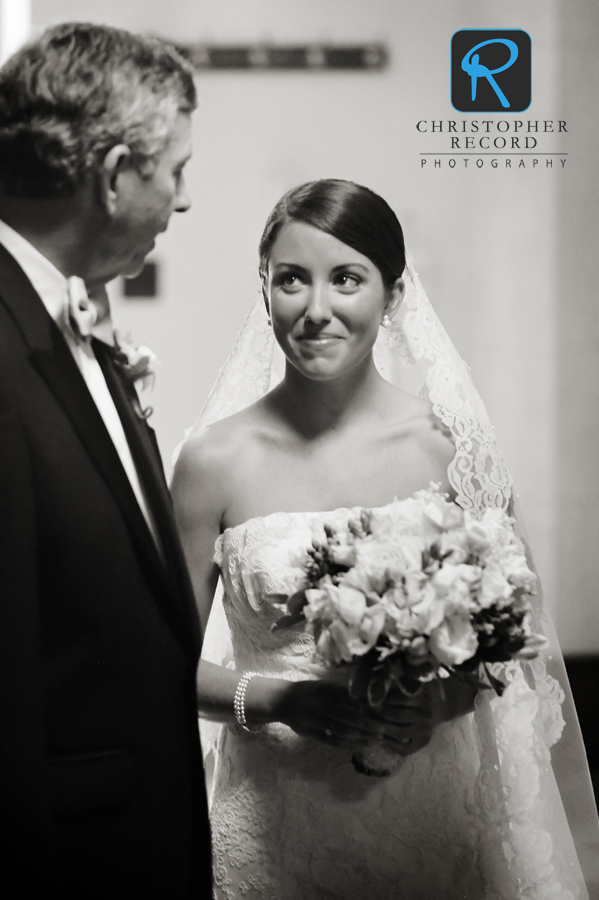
173 255 599 894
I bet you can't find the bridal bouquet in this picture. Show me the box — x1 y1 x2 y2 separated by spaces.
274 486 548 774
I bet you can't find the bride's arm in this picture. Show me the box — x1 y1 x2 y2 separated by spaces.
171 429 224 638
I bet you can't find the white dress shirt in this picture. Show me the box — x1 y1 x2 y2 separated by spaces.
0 219 162 552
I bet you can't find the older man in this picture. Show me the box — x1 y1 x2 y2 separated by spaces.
0 23 211 899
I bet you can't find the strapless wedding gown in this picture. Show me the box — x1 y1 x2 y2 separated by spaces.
209 507 587 900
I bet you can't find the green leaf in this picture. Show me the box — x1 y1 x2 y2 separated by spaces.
271 612 306 632
287 589 308 615
482 663 506 696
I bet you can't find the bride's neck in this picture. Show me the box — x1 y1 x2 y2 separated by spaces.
269 355 383 439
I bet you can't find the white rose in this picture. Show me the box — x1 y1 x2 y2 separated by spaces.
412 582 447 633
383 582 445 637
429 614 479 666
316 628 341 665
470 508 514 554
478 562 512 608
383 604 414 637
407 582 446 634
403 572 427 607
383 584 408 610
502 554 537 592
479 507 510 530
423 498 464 532
437 531 469 563
358 604 386 647
336 585 367 626
328 542 358 567
464 522 491 554
328 617 378 661
370 497 439 539
328 620 357 662
405 634 429 660
432 563 478 596
515 632 550 659
303 587 334 623
441 503 465 530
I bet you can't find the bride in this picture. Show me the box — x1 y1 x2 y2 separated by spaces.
171 179 597 899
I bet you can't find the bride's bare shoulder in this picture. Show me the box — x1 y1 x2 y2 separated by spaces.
171 408 264 527
172 401 271 483
387 387 450 440
384 387 456 489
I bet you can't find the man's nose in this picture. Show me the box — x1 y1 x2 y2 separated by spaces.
175 175 191 213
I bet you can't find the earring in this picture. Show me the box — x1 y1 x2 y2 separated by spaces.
267 317 272 326
382 314 392 329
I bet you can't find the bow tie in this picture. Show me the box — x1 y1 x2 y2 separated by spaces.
67 276 115 347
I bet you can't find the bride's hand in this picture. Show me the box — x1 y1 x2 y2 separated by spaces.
265 679 390 749
374 676 478 756
206 665 477 753
372 687 435 756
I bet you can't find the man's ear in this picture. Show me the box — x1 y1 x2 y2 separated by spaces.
384 277 405 319
98 144 132 215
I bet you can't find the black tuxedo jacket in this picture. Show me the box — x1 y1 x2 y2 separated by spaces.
0 244 211 899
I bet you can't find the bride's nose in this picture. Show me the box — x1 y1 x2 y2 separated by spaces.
304 282 332 325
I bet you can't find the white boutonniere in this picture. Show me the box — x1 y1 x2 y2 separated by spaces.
113 330 160 393
73 284 160 419
107 331 160 420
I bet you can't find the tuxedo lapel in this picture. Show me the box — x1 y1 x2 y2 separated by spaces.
30 343 170 586
0 244 168 597
93 341 202 657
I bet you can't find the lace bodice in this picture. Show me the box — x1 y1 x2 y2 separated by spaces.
214 506 379 682
208 507 587 900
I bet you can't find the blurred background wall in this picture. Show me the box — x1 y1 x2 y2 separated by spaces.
3 0 597 655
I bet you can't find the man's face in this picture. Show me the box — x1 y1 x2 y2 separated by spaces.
93 112 193 284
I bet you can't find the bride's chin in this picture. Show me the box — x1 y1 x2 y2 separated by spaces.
291 361 345 382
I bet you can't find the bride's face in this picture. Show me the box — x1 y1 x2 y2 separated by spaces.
266 220 402 382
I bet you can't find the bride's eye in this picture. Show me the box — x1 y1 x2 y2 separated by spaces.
334 273 361 293
276 272 304 292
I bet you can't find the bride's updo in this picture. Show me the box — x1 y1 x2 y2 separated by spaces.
258 179 406 294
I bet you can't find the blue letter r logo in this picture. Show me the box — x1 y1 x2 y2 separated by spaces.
461 39 519 108
451 30 531 113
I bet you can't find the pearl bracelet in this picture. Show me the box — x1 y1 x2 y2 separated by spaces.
233 671 262 732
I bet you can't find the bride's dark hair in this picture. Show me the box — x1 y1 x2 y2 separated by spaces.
259 179 406 293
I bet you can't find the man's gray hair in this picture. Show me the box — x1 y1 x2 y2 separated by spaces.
0 22 197 197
